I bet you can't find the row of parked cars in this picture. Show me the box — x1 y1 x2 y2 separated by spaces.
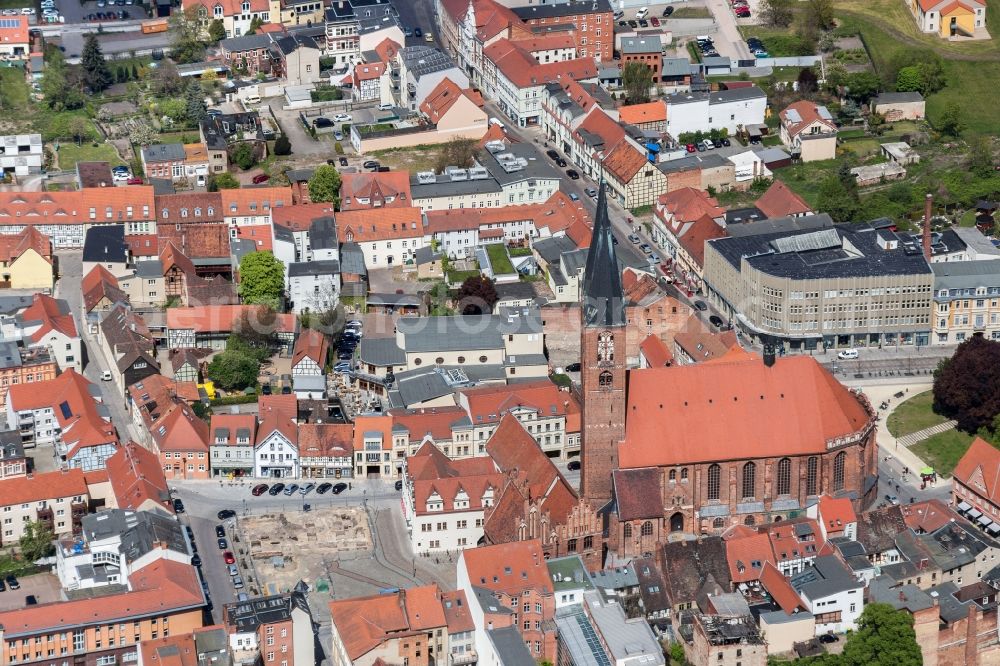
684 137 731 153
85 9 130 19
695 36 719 58
745 36 770 58
334 320 363 374
731 0 751 19
250 481 349 497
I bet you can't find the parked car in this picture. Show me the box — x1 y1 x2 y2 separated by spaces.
5 575 19 590
172 498 185 513
300 483 316 495
555 157 567 167
694 300 708 311
126 177 143 185
819 635 839 645
650 16 660 26
394 480 403 491
339 156 349 166
638 18 648 27
424 32 434 42
639 243 652 253
566 362 581 372
546 149 559 160
838 348 859 360
233 575 244 589
628 234 641 244
628 19 638 28
696 142 706 152
712 138 723 148
333 113 352 122
25 595 37 605
332 482 348 494
568 460 581 471
618 20 627 27
414 27 422 37
885 494 900 505
334 362 352 373
268 483 285 495
283 483 299 495
662 5 674 15
217 538 228 549
685 143 696 153
722 138 731 147
378 103 394 111
334 130 344 141
404 27 413 36
585 186 598 198
215 525 226 538
316 482 333 494
227 564 239 577
314 117 333 128
700 139 715 151
569 192 580 201
191 554 202 567
566 169 580 179
635 6 648 18
217 509 236 520
252 483 269 496
362 160 380 169
0 580 5 592
251 173 270 184
709 315 724 328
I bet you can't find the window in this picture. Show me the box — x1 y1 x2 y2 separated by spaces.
599 371 613 387
713 517 725 529
567 538 577 552
806 456 818 495
597 331 614 362
623 523 632 538
777 457 791 495
641 521 653 536
707 463 721 501
669 469 676 481
744 515 756 526
742 462 755 499
833 451 846 492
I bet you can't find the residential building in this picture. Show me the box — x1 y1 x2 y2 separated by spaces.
298 422 354 478
210 413 257 477
511 0 614 62
324 0 403 69
184 0 271 39
98 305 160 395
352 60 387 101
618 100 667 131
954 437 1000 529
200 113 271 174
82 224 130 278
779 101 838 163
664 87 766 137
223 592 314 666
0 431 26 480
651 186 726 280
0 560 205 666
254 394 299 478
221 30 321 85
0 340 57 407
139 627 233 666
291 328 329 376
127 374 200 449
328 585 471 666
0 226 53 291
0 133 42 176
754 180 812 219
402 441 501 553
0 468 88 545
620 37 663 83
399 45 470 111
703 217 934 351
340 171 413 211
166 305 297 352
931 260 1000 344
789 555 865 634
335 206 425 268
873 91 926 121
106 441 173 513
153 400 211 480
554 590 664 666
456 540 556 661
419 77 489 139
907 0 985 36
141 144 188 182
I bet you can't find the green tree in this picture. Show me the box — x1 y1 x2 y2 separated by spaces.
159 98 188 123
968 136 995 178
208 172 241 190
844 71 880 102
816 174 859 223
805 0 834 29
797 67 818 94
273 134 292 156
232 306 280 355
760 0 793 26
238 251 285 308
206 350 260 390
232 143 257 170
938 102 964 137
81 34 113 92
840 603 922 666
207 18 227 44
131 63 139 80
170 6 208 64
185 80 208 125
68 116 92 145
824 61 848 94
154 59 183 95
622 61 651 104
246 15 265 34
895 66 922 93
308 164 342 205
18 521 55 562
915 59 946 95
433 137 477 171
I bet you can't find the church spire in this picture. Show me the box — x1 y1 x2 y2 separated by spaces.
582 181 625 328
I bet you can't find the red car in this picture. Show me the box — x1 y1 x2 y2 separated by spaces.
126 177 143 185
650 16 660 26
251 173 270 184
685 143 697 153
251 483 269 496
223 551 236 564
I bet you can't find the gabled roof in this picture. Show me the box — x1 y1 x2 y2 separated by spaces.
166 305 296 334
618 101 667 125
292 328 329 369
373 36 402 62
0 226 52 264
954 437 1000 506
151 401 209 453
779 100 837 138
20 293 78 342
726 532 775 583
759 562 805 613
159 241 197 277
620 355 872 467
106 440 172 512
340 172 412 211
754 181 812 219
612 468 662 521
460 540 553 596
256 394 298 446
209 413 257 446
8 369 117 450
639 334 672 367
460 379 579 425
337 207 424 243
485 39 596 89
389 405 468 442
410 442 502 516
676 214 727 268
419 77 484 124
603 140 650 183
0 468 88 506
298 422 353 458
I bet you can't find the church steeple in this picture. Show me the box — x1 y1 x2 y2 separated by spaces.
582 181 625 329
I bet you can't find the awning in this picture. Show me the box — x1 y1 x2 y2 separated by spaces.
968 509 983 519
978 515 992 527
957 501 972 513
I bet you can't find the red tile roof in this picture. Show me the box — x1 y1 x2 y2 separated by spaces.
208 413 257 445
257 394 298 446
106 441 172 512
21 293 78 342
619 356 873 467
618 101 667 126
151 401 209 454
759 562 805 614
127 235 160 257
656 187 725 224
292 328 329 369
269 202 336 231
328 585 449 661
460 539 553 596
817 495 857 535
725 532 775 583
0 187 155 227
352 414 394 451
603 140 650 183
612 468 662 521
676 214 727 268
639 334 673 367
373 37 402 63
337 207 424 243
153 192 224 226
779 101 837 139
128 374 198 429
220 187 292 217
441 590 474 632
953 437 1000 504
902 498 957 533
484 39 597 89
0 559 203 638
8 370 117 450
917 0 983 14
340 172 412 211
82 265 127 312
166 305 296 334
0 226 51 264
672 327 740 363
236 225 273 251
0 468 88 507
298 423 353 458
408 441 501 515
460 378 579 425
754 181 812 219
182 0 268 18
389 406 468 443
156 224 230 260
0 15 28 45
425 192 589 237
419 78 484 124
353 61 386 81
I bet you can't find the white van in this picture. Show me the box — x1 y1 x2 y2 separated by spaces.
243 95 261 105
837 348 859 360
635 6 649 19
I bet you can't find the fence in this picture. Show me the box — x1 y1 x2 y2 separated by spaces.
754 55 823 68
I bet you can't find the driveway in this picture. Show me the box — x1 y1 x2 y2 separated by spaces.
703 0 752 60
266 98 332 157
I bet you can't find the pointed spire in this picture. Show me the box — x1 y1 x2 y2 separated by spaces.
582 181 625 328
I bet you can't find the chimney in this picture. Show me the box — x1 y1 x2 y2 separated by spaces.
923 193 933 262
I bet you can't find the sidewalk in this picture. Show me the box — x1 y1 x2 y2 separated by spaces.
897 420 957 448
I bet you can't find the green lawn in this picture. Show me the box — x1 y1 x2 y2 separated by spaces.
485 243 515 274
54 142 126 171
910 429 975 477
775 159 843 207
886 391 949 437
669 6 712 18
738 25 816 56
0 67 29 111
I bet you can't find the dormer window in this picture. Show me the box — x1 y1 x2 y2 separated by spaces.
242 1 250 11
214 4 223 16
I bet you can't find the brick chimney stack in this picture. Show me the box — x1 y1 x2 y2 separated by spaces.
923 193 933 262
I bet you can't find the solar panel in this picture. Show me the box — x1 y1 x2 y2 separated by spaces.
59 401 72 420
0 18 20 28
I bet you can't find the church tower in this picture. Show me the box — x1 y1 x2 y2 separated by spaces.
579 182 627 508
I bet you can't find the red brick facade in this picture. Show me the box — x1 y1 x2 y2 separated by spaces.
579 323 626 507
519 10 613 61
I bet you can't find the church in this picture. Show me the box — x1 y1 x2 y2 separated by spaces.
577 184 880 561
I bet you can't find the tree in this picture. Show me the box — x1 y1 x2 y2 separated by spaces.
68 116 91 145
968 136 995 178
170 6 208 64
159 98 188 124
824 61 848 94
308 164 342 205
805 0 834 29
816 175 859 223
232 306 280 356
895 66 922 93
887 49 945 94
797 67 818 94
760 0 793 26
933 336 1000 432
938 102 964 137
207 172 240 190
433 137 477 172
153 59 183 96
131 63 139 80
273 134 292 156
246 16 265 34
232 143 257 170
622 61 651 104
81 34 113 93
840 604 922 666
18 521 55 562
457 275 498 315
207 18 227 44
185 80 208 125
844 71 880 102
238 251 285 308
131 123 156 147
206 350 260 390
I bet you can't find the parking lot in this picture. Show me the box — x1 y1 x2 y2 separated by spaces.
0 573 62 611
